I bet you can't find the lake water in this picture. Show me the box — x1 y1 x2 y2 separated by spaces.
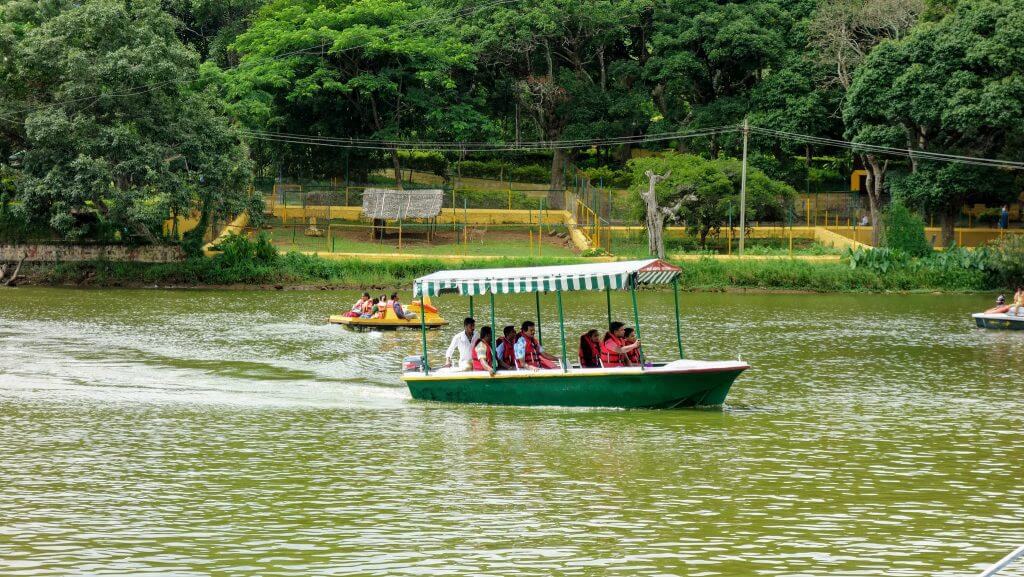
1 287 1022 576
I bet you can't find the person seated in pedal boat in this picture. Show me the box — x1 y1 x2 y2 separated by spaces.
360 297 380 318
345 292 371 318
988 287 1023 314
623 327 643 366
471 326 497 376
444 317 477 372
390 292 417 320
495 325 519 370
578 329 602 369
515 321 560 370
600 321 642 368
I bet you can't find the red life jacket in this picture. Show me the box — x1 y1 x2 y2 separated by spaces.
519 332 542 367
499 336 517 368
626 342 641 365
471 339 494 371
600 333 626 368
578 337 601 368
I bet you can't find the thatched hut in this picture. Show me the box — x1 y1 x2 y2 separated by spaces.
361 188 444 240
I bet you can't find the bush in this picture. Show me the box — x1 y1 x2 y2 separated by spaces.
509 164 550 184
980 234 1024 287
210 232 278 267
399 151 449 178
582 166 632 189
882 203 931 257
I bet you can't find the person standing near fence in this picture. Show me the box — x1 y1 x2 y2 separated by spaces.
999 205 1010 229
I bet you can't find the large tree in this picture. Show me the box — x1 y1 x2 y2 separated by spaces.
845 0 1024 246
226 0 493 186
7 0 253 245
809 0 924 244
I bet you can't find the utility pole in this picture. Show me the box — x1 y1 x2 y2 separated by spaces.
739 117 749 256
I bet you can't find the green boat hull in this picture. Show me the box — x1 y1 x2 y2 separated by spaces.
973 313 1024 330
402 367 746 409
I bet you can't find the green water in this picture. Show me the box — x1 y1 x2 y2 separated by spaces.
1 287 1022 576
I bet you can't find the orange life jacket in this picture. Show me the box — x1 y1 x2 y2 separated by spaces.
471 339 494 371
600 333 626 368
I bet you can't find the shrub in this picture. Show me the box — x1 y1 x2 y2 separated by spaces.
882 203 931 257
509 164 549 184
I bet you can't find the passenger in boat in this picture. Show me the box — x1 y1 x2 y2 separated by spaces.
495 325 519 370
601 322 641 368
623 328 642 366
344 292 371 318
391 293 417 320
578 329 602 368
988 287 1022 314
515 321 560 370
471 326 497 376
360 298 380 318
1011 287 1024 317
444 317 477 372
361 295 375 316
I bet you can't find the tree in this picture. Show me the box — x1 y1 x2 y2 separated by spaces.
227 0 493 186
628 152 795 249
809 0 924 245
646 0 792 157
7 0 253 244
845 0 1024 245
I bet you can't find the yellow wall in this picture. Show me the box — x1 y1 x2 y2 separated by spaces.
272 205 566 225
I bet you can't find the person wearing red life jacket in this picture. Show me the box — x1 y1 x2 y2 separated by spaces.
601 321 641 368
623 327 642 366
471 326 496 376
515 321 559 370
495 325 519 370
578 329 602 368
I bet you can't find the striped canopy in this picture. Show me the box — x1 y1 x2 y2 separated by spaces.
413 259 682 297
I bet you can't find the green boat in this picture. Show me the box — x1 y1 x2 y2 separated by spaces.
403 259 749 409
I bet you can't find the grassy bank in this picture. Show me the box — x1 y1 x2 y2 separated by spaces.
19 251 1004 292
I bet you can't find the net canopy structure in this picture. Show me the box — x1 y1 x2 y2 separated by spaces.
361 188 444 220
413 259 682 297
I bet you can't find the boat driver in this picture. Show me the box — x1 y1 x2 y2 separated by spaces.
444 317 477 372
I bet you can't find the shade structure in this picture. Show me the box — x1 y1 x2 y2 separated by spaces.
413 259 681 297
362 188 444 220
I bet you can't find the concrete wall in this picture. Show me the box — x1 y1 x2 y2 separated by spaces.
1 244 185 263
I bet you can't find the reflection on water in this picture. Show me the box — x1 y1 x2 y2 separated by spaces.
1 288 1023 576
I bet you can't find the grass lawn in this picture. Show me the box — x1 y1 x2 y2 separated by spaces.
259 218 579 257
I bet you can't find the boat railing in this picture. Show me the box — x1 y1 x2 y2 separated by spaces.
978 545 1024 577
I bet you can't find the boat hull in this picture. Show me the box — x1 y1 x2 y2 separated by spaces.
402 361 748 409
973 313 1024 330
329 315 448 330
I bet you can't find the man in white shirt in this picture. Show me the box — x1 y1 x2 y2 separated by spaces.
444 317 477 371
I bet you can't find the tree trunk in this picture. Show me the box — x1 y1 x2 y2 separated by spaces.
863 154 888 246
549 148 566 208
391 150 404 190
640 170 671 258
3 251 26 286
941 207 957 247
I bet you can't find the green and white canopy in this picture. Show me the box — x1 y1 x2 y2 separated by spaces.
413 259 682 297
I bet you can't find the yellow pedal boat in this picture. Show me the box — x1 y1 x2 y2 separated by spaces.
329 297 448 330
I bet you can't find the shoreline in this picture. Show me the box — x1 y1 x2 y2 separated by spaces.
4 254 999 294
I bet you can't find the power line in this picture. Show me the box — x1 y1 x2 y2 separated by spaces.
236 126 739 151
750 126 1024 171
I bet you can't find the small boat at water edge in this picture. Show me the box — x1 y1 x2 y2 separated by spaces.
330 297 448 330
972 312 1024 330
401 259 750 409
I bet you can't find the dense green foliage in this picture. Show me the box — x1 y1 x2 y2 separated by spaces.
1 0 1021 248
882 202 931 257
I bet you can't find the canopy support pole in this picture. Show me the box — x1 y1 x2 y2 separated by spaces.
419 285 430 376
469 295 474 319
489 291 497 371
630 275 645 367
535 292 543 346
605 286 612 328
556 289 568 373
673 276 684 359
